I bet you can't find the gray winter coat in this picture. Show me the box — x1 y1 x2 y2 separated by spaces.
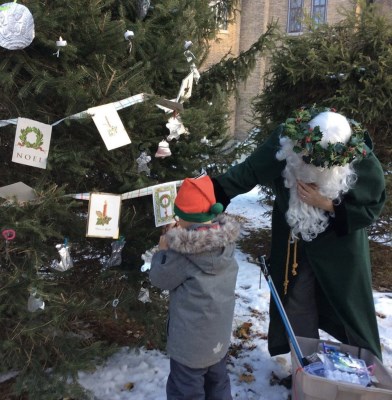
149 214 240 369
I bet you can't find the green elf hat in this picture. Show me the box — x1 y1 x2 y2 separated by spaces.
174 176 224 223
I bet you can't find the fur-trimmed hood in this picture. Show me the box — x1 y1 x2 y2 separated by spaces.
165 213 240 254
149 213 240 368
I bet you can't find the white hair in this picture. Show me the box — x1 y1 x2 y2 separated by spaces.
276 112 357 241
308 111 351 147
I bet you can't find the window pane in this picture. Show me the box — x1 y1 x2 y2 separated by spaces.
288 0 304 33
312 0 326 25
212 1 228 30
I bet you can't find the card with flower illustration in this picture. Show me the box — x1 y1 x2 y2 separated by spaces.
87 193 121 238
152 182 177 227
88 103 131 150
12 118 52 169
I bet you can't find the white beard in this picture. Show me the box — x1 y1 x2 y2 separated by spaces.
276 136 357 241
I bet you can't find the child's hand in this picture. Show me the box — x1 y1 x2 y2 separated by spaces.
158 235 168 250
162 222 177 234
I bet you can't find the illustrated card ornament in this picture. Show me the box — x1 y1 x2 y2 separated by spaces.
0 3 35 50
12 118 52 169
152 182 177 227
87 193 122 239
88 103 131 150
176 71 194 103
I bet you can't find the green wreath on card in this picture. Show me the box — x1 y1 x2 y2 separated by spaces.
18 127 44 150
159 193 172 208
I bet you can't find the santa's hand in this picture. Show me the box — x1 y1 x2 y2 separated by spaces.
297 180 333 212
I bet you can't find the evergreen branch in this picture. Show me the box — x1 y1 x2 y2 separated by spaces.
199 21 279 94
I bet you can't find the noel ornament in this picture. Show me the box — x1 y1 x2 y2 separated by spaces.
0 3 35 50
166 116 188 141
155 140 171 158
136 151 151 175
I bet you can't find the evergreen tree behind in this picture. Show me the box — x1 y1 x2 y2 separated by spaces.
0 0 276 397
251 2 391 238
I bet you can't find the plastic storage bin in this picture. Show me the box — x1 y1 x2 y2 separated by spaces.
290 337 392 400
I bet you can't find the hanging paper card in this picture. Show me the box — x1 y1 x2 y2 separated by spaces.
176 71 194 103
0 182 36 203
86 193 122 239
12 118 52 169
152 182 177 227
88 104 131 150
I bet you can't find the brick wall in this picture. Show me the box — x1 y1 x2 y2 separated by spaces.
203 0 391 140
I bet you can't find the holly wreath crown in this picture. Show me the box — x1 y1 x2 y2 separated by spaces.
283 105 367 168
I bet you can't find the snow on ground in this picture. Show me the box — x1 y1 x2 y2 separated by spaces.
77 187 392 400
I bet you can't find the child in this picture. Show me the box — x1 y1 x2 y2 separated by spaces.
149 175 240 400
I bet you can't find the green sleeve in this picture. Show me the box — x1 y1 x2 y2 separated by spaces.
214 125 285 200
333 152 386 236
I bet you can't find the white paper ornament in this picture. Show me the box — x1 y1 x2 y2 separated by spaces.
155 140 171 158
166 116 188 141
0 3 35 50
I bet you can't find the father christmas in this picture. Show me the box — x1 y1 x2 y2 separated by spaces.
212 106 386 360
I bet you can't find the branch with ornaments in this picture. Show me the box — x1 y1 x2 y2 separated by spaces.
0 0 202 166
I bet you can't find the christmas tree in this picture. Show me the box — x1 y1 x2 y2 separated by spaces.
0 0 276 397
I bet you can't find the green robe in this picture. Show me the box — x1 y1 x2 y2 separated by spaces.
213 125 386 359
